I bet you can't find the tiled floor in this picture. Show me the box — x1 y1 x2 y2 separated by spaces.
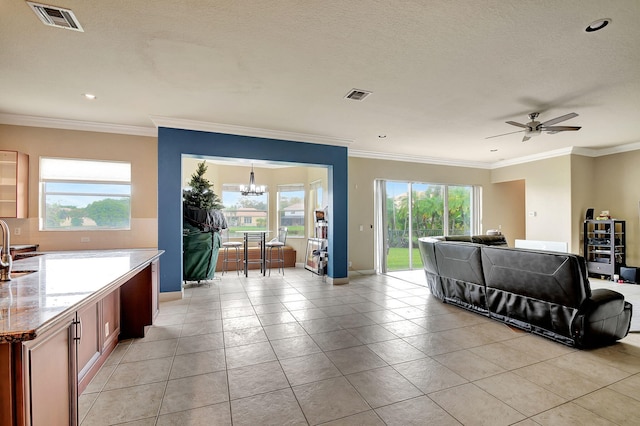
80 268 640 425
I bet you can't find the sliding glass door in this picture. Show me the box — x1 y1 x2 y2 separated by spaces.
376 180 479 272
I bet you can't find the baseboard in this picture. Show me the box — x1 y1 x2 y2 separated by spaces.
327 276 349 285
159 290 183 302
348 269 376 276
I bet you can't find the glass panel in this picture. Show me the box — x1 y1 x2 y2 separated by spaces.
385 181 409 272
448 185 472 236
44 195 130 229
221 188 268 237
412 184 444 239
278 185 305 237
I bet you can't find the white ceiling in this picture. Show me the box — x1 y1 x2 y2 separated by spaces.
2 1 639 166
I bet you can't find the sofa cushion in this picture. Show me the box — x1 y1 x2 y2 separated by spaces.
434 242 487 311
471 235 508 246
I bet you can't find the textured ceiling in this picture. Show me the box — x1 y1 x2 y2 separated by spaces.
1 1 639 166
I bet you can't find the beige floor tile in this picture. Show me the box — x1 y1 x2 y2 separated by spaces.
160 371 229 415
103 356 172 390
333 313 377 329
230 388 307 426
311 330 362 351
112 418 156 426
262 321 308 340
81 382 165 425
154 313 186 327
180 319 223 337
121 338 178 363
156 402 231 425
392 357 467 394
469 341 541 370
221 305 256 318
325 345 388 375
475 371 567 416
83 364 116 394
573 387 640 424
430 383 525 426
403 332 465 356
347 324 398 344
169 349 226 379
346 366 422 408
258 311 297 325
280 352 342 385
349 302 385 313
375 395 459 426
223 326 268 347
586 345 640 374
320 305 359 317
548 351 631 387
362 309 406 324
253 302 288 314
101 341 131 367
299 317 343 334
513 360 602 399
319 410 385 425
78 392 99 424
184 310 223 324
176 332 224 355
293 376 371 425
366 339 427 364
270 334 322 359
501 334 575 360
531 402 617 425
228 360 290 399
608 373 640 401
433 349 505 381
225 341 277 369
380 320 428 338
222 314 262 330
134 325 182 343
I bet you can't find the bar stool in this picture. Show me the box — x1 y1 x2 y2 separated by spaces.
265 226 288 276
221 229 242 275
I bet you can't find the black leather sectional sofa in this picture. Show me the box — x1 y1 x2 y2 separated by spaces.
418 237 632 347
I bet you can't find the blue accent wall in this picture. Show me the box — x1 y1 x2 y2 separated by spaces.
158 127 348 293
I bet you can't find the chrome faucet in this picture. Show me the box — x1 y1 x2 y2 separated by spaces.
0 220 12 281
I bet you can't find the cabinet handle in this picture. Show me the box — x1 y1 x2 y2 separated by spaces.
73 318 83 342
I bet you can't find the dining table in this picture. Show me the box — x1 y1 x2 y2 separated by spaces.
239 230 271 277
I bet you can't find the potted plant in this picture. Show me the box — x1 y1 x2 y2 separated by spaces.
182 161 226 282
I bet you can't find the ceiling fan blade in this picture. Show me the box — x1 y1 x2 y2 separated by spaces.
543 126 582 132
506 121 528 129
540 112 578 127
485 130 525 139
522 135 531 142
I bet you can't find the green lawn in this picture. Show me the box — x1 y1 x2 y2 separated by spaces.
387 247 424 271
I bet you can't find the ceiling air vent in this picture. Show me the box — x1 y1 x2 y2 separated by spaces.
27 1 84 32
344 89 372 101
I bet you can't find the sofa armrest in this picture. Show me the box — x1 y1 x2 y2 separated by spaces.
573 289 631 347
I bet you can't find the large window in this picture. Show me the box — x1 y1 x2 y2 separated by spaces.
40 158 131 230
221 184 268 237
277 184 305 237
376 179 481 272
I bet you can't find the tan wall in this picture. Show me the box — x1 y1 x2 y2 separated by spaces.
0 124 157 251
490 180 525 246
492 155 573 249
592 150 640 266
348 157 497 271
570 154 596 255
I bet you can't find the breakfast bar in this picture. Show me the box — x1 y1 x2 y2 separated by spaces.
0 249 163 426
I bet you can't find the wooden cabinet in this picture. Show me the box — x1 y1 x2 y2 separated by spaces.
584 219 626 281
23 314 76 426
0 150 28 218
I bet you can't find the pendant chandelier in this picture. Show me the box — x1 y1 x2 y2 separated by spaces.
240 164 265 196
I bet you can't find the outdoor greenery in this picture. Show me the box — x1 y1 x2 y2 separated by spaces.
387 247 423 271
45 198 130 229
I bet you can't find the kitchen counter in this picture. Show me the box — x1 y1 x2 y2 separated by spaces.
0 249 163 343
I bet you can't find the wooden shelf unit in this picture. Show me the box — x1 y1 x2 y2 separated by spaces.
0 150 29 218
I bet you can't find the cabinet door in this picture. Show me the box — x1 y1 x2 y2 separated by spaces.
77 303 100 383
0 150 28 218
25 316 76 426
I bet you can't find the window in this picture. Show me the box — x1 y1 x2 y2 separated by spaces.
40 158 131 230
221 184 268 237
278 184 305 237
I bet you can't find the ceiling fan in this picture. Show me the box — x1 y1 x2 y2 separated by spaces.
486 112 581 142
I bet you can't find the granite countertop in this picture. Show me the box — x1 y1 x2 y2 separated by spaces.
0 249 163 343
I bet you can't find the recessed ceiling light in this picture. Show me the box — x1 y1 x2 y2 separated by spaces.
586 18 611 32
490 149 498 152
82 93 97 100
378 134 387 139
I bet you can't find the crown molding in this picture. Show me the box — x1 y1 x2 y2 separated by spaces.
573 141 640 157
0 113 156 137
490 147 575 168
348 149 493 169
149 116 353 147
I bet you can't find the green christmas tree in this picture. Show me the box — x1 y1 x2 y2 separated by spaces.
183 161 223 210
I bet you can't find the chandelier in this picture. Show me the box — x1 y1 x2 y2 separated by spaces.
240 164 265 196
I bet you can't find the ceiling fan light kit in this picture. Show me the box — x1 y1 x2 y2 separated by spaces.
487 111 581 142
